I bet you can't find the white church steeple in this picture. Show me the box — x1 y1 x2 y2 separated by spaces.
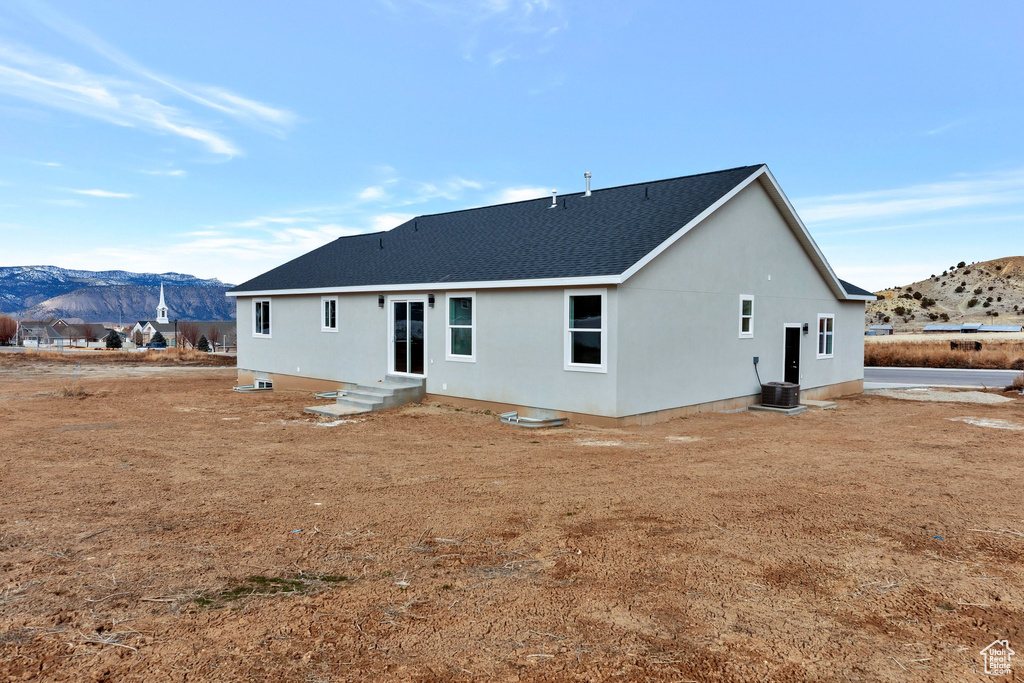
156 283 169 324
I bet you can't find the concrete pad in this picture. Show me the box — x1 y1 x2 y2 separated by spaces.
748 404 808 416
801 399 836 410
304 404 365 417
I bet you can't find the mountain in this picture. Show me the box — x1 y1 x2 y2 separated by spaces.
866 256 1024 330
0 266 235 323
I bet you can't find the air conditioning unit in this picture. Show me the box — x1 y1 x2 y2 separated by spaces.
761 382 800 408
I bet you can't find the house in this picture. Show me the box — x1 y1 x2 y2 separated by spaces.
867 324 893 335
130 284 237 349
18 318 108 348
228 164 874 425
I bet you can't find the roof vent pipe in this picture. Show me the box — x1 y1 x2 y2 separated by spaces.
584 171 592 197
550 189 557 208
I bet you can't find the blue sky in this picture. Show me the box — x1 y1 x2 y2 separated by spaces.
1 1 1022 290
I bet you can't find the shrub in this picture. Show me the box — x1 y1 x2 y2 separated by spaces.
988 286 995 291
964 269 972 275
942 270 948 276
996 264 1003 271
929 312 939 320
983 301 991 308
921 297 935 308
967 299 979 308
883 316 891 323
940 313 950 321
894 306 907 316
957 261 966 268
987 296 994 302
196 335 211 352
997 296 1002 302
954 286 965 293
913 291 923 300
105 329 122 349
973 287 983 295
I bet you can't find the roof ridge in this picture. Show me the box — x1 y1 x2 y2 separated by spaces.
414 164 765 219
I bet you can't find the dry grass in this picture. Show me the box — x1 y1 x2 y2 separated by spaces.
865 340 1024 370
55 383 88 398
1012 372 1024 391
0 349 234 367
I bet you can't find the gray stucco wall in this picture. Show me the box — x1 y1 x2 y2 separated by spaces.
234 177 864 419
236 288 620 416
615 179 864 416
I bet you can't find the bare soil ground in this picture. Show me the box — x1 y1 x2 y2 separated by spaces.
2 365 1023 681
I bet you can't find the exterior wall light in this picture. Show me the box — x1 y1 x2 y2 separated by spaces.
378 295 384 308
428 294 435 308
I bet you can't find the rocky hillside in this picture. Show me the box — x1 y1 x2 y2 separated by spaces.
1 266 235 323
866 256 1024 331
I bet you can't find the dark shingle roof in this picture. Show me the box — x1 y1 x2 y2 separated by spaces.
231 165 765 292
839 279 874 297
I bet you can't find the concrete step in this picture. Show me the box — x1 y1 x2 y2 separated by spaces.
336 394 384 410
305 403 365 418
305 377 425 417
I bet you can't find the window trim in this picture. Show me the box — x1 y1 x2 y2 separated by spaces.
445 292 476 363
253 298 272 338
738 294 754 338
564 288 608 373
321 296 338 333
817 314 835 359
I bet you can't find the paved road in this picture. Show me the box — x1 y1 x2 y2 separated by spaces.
865 366 1022 388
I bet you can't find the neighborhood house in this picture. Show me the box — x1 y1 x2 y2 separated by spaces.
229 164 873 424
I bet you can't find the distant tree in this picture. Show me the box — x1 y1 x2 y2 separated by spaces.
894 306 907 316
178 322 200 349
132 329 144 346
995 264 1003 271
883 316 891 323
957 261 966 268
196 335 211 352
942 270 948 276
151 331 167 346
940 313 950 321
105 329 122 349
207 325 221 351
0 315 16 345
967 299 979 308
81 324 98 343
929 312 939 320
913 291 923 300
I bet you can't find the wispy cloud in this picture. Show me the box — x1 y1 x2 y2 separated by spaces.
925 120 961 136
0 2 296 157
796 169 1024 225
358 185 387 201
70 188 134 198
34 160 61 167
140 169 186 177
494 186 548 203
386 0 567 67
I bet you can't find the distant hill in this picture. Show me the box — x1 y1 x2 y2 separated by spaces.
0 266 235 323
866 256 1024 331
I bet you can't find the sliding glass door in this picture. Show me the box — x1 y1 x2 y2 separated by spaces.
392 300 425 375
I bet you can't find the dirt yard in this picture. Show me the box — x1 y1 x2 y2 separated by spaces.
1 363 1022 681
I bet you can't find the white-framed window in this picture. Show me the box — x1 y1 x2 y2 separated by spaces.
738 295 754 338
253 299 271 338
445 292 475 362
817 314 834 358
564 288 607 373
321 296 338 332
